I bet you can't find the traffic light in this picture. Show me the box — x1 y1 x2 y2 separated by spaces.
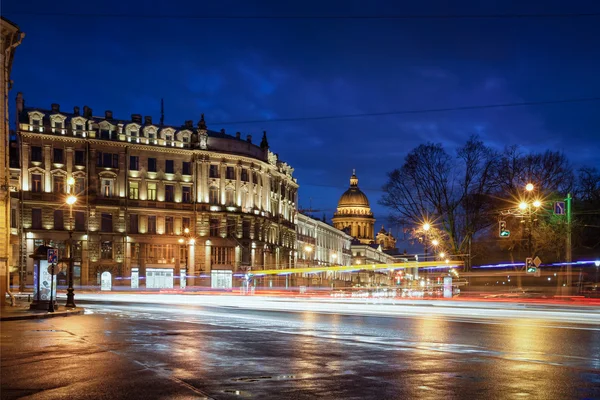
526 257 536 273
499 221 510 237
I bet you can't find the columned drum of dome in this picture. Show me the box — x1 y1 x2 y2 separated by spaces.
332 170 375 244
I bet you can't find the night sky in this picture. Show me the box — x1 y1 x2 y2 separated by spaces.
5 0 600 236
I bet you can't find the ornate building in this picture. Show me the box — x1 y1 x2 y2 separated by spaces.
12 96 297 289
1 17 24 305
332 170 375 244
376 225 397 251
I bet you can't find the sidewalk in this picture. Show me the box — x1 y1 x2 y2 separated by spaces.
1 296 85 321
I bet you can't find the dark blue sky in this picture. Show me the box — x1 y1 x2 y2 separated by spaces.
5 0 600 234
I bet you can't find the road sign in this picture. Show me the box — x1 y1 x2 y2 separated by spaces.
47 249 58 264
554 201 565 215
533 256 542 268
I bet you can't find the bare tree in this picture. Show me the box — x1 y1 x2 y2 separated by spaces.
380 135 499 268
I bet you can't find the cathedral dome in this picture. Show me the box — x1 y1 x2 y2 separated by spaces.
337 171 370 209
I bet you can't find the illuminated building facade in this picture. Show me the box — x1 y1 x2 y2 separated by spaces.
12 96 297 289
332 170 375 244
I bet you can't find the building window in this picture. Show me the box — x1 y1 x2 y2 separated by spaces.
182 186 191 203
130 128 138 137
147 183 157 200
129 181 139 199
182 135 189 143
147 158 157 172
100 129 111 140
54 120 63 129
148 216 157 234
96 152 119 168
165 216 174 235
209 219 219 237
209 187 219 204
226 166 235 180
225 189 235 206
53 175 65 193
31 174 42 193
101 241 113 260
165 134 172 143
102 179 113 197
53 148 64 164
241 169 248 182
74 211 85 231
253 172 259 185
54 210 64 230
101 213 113 232
182 161 191 176
31 146 42 162
242 220 250 238
182 217 190 231
75 177 85 195
209 164 219 178
75 123 84 131
129 214 138 234
11 208 17 228
165 160 174 174
211 246 234 265
129 155 139 170
165 184 174 202
74 150 85 166
32 209 42 229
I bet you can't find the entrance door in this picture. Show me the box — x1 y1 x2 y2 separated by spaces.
101 271 112 291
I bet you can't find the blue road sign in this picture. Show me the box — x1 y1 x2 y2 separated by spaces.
47 248 58 264
554 201 565 215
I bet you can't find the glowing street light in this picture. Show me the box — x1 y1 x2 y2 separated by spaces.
519 202 528 210
533 200 542 208
423 223 431 231
439 252 445 258
431 239 439 246
525 183 534 192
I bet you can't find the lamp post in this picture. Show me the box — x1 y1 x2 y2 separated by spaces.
179 227 194 288
65 177 77 308
518 183 542 259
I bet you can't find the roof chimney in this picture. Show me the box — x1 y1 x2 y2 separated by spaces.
105 110 113 119
131 114 142 123
236 132 241 139
73 106 80 116
185 120 193 129
246 134 252 143
51 103 60 112
83 106 92 118
144 116 152 125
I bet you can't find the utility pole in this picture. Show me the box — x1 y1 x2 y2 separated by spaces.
566 192 572 292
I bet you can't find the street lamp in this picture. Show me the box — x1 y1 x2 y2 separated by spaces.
65 178 77 308
423 223 431 231
304 245 313 267
525 183 534 192
331 253 338 265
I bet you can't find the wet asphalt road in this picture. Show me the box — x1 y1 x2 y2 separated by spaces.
2 299 600 400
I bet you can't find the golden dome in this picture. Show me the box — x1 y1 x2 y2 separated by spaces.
337 171 370 209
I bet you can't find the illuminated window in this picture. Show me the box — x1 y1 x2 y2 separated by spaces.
129 181 139 199
182 217 190 231
31 174 42 193
101 241 113 259
147 183 157 201
182 186 191 203
102 179 114 197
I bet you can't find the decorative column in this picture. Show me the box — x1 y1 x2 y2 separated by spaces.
21 142 29 190
66 147 74 182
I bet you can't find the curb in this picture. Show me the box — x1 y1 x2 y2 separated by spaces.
1 308 85 321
